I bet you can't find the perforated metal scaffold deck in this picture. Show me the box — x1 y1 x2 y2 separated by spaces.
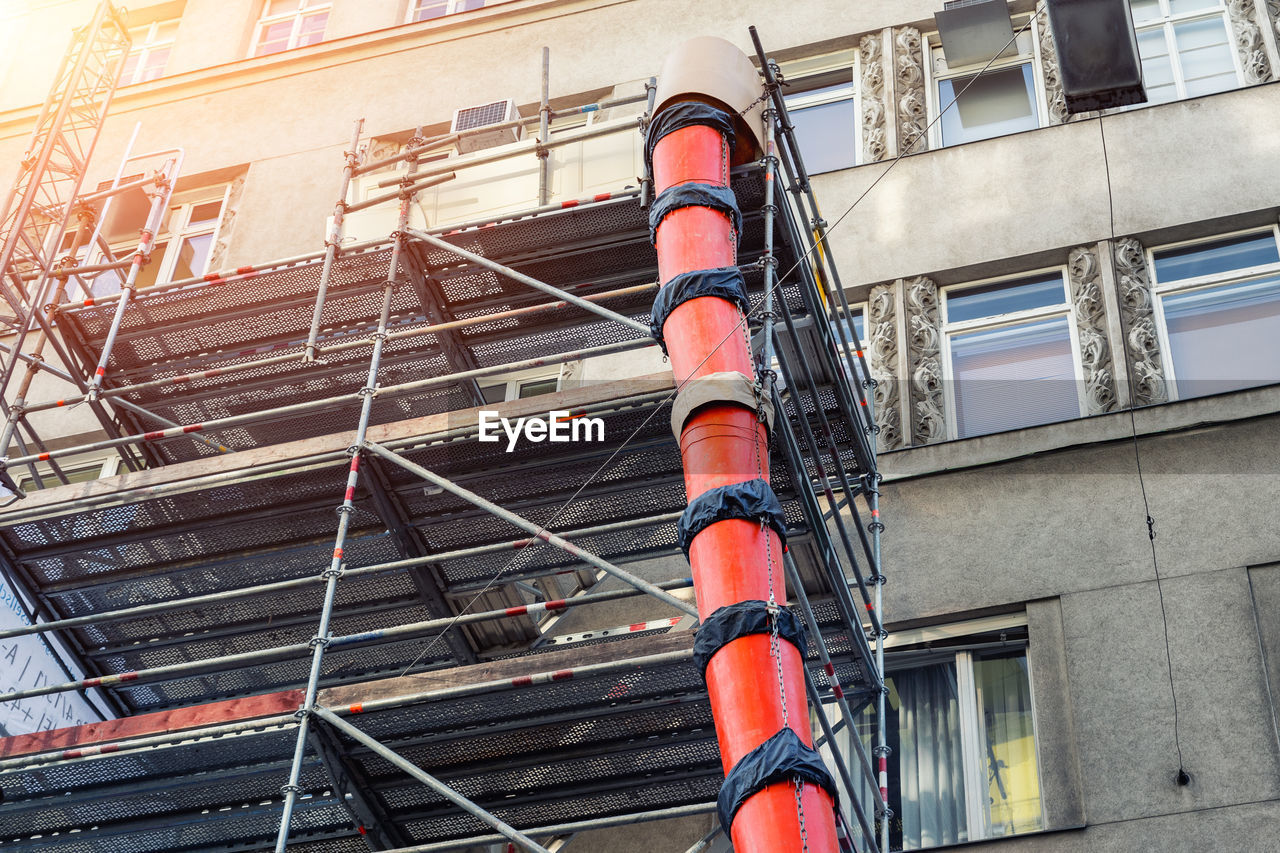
0 165 881 851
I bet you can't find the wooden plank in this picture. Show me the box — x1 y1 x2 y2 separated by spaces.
0 371 675 521
0 689 302 759
319 631 695 710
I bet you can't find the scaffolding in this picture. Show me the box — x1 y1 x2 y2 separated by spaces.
0 10 888 852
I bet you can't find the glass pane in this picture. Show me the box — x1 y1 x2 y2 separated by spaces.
140 47 169 82
1153 232 1280 282
255 21 293 55
1169 0 1222 14
975 652 1044 838
938 64 1038 146
119 51 140 84
459 0 486 10
187 200 225 230
1173 17 1236 96
1164 275 1280 397
517 377 558 398
952 317 1080 438
1134 27 1177 103
169 233 213 282
297 12 328 45
1128 0 1163 23
947 274 1066 324
786 97 856 174
480 383 506 404
414 0 449 20
134 240 168 289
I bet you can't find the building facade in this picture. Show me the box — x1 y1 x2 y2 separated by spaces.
1 0 1279 851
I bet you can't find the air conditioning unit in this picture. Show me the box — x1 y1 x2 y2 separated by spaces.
450 99 522 153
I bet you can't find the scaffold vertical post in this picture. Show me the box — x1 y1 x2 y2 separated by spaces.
305 118 364 362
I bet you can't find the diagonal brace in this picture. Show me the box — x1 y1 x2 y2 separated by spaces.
404 227 650 336
363 440 698 618
311 705 551 853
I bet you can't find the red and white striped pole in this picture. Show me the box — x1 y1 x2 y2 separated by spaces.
650 38 839 853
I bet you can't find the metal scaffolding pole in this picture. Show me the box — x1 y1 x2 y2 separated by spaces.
273 179 416 853
363 441 698 618
311 706 552 853
305 119 363 362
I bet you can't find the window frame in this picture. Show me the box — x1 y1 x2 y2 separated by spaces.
478 365 564 404
1147 224 1280 401
1128 0 1243 104
405 0 489 23
81 184 231 293
118 19 178 86
924 13 1049 150
780 49 862 175
940 267 1086 440
252 0 331 57
16 457 120 494
838 613 1048 847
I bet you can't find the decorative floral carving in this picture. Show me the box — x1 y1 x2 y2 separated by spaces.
1113 238 1168 405
1228 0 1275 83
868 283 903 450
904 276 944 444
1039 18 1070 125
1269 0 1280 40
860 33 888 163
207 174 246 272
1067 246 1118 414
893 27 927 153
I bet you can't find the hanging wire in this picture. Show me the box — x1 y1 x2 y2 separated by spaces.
1096 116 1188 784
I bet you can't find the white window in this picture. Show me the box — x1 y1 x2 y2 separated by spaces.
836 619 1045 850
1150 228 1280 400
928 19 1046 148
83 185 230 294
408 0 487 22
1128 0 1241 104
118 20 177 85
942 270 1083 438
781 50 860 175
253 0 330 56
479 368 562 404
16 458 119 494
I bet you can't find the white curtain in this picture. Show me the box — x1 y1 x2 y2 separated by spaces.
895 662 968 849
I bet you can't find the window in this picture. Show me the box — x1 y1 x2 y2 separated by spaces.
929 21 1045 147
253 0 330 56
479 369 562 404
827 618 1045 851
79 185 229 296
16 458 118 494
1150 228 1280 399
835 306 868 385
1128 0 1240 105
118 20 177 85
942 271 1082 438
408 0 486 22
781 50 859 175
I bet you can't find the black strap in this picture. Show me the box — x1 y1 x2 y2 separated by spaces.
644 102 736 179
677 478 786 558
648 182 742 245
717 727 839 832
693 600 808 679
649 266 749 353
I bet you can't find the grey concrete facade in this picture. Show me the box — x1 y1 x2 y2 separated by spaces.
3 0 1280 851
